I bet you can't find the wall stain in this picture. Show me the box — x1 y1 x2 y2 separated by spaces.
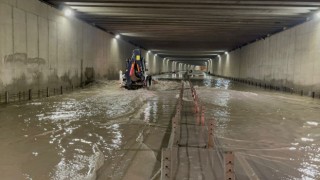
106 65 117 80
246 77 317 94
84 67 95 85
0 53 116 93
0 54 81 93
4 53 46 65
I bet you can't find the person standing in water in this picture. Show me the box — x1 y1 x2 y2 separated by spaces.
148 75 152 86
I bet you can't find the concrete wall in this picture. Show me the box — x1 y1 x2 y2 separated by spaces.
211 17 320 93
144 52 162 75
161 59 168 73
0 0 159 93
211 52 241 78
160 59 194 73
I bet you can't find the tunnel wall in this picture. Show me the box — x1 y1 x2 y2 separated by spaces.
212 17 320 93
212 51 241 78
144 52 162 75
161 59 168 73
0 0 160 93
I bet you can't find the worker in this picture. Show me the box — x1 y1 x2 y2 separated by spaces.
147 75 152 86
146 75 149 87
149 75 153 86
145 75 149 86
146 75 152 87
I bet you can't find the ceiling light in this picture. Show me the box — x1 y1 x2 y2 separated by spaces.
64 8 73 17
115 34 120 39
225 51 228 55
147 50 151 54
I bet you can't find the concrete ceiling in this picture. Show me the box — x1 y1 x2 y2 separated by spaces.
43 0 320 65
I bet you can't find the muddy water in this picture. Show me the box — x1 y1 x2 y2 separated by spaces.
192 76 320 180
0 80 179 180
1 75 320 180
157 73 320 179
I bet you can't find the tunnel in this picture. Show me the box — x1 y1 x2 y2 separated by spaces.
0 0 320 179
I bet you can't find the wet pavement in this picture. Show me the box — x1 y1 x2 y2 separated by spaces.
0 74 320 179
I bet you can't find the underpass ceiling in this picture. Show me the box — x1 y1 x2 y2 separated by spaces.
43 0 320 65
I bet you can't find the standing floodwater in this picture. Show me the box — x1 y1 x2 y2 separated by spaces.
197 75 320 179
157 73 320 179
0 80 179 180
1 75 320 179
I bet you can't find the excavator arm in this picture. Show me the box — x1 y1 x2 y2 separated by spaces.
123 49 146 89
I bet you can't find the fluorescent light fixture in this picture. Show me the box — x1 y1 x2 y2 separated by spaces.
316 12 320 18
115 34 120 39
225 51 228 55
154 54 157 56
147 50 151 54
64 8 73 17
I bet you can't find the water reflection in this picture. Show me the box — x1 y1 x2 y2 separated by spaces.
306 121 318 126
152 101 158 123
144 102 152 123
214 78 231 89
299 161 318 180
203 78 212 87
184 75 232 89
142 98 158 123
108 124 122 149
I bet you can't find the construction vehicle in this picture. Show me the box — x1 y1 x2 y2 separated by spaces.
121 49 147 89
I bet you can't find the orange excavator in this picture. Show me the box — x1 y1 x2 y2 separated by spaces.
122 49 147 89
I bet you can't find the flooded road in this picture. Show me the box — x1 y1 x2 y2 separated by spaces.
190 75 320 180
1 74 320 179
0 80 179 180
